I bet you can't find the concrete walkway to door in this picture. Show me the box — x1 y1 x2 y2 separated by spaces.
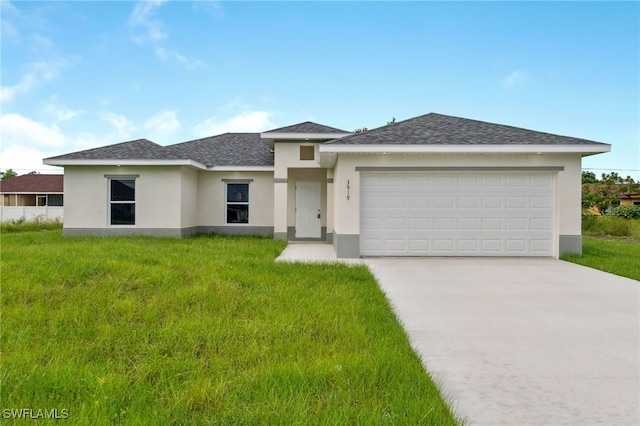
365 257 639 426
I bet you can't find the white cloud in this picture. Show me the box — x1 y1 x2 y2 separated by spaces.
100 112 137 140
502 70 527 87
0 145 62 174
145 110 180 133
0 109 142 174
44 98 81 124
0 113 66 149
154 46 204 70
1 60 64 103
0 1 19 40
128 1 204 70
194 111 275 137
129 0 169 44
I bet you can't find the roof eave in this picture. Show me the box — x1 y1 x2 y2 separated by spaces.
206 165 274 172
318 144 612 155
260 132 353 147
42 159 208 169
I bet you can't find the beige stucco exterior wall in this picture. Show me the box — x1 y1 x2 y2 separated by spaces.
331 153 583 246
63 165 183 230
180 167 199 228
274 142 322 176
273 141 324 237
197 171 273 227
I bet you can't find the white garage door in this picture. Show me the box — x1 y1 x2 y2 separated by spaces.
360 172 554 256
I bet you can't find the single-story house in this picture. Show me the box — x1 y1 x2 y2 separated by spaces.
0 173 64 222
0 174 64 207
43 113 610 257
620 192 640 206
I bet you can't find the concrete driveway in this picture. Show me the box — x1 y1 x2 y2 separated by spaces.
364 257 639 426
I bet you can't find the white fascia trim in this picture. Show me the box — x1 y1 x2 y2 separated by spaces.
206 166 275 172
318 144 612 154
260 132 353 140
42 159 208 169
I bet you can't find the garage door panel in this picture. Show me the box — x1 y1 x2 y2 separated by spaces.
434 175 456 188
360 172 554 256
506 196 527 209
506 218 527 231
481 175 504 188
530 218 552 231
530 239 552 253
434 217 455 230
410 240 430 251
506 239 528 252
385 218 406 230
409 217 429 229
482 240 503 252
481 218 503 230
457 218 479 230
457 196 478 209
506 175 527 187
434 196 455 209
531 174 553 187
457 239 479 252
482 196 503 209
458 175 480 188
434 239 455 251
409 196 430 208
530 196 551 209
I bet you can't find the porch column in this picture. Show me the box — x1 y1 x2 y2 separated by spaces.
273 174 288 240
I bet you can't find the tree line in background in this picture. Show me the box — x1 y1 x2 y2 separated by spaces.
0 169 18 180
582 171 640 218
0 169 41 181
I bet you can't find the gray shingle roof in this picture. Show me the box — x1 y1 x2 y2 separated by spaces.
44 113 608 167
264 121 348 134
324 113 608 146
45 139 181 160
169 133 273 167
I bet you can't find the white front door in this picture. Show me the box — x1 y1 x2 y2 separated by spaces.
295 181 321 238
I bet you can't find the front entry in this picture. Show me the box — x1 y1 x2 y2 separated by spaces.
295 181 321 238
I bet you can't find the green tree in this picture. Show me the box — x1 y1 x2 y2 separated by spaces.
0 169 17 180
582 171 639 215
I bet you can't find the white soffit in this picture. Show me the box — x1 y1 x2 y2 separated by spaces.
43 159 208 169
261 132 352 141
318 144 611 155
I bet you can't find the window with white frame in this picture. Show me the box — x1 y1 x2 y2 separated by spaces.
226 182 249 224
110 178 136 225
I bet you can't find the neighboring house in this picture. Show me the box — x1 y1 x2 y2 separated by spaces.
620 192 640 206
43 113 610 257
583 184 640 214
0 174 64 222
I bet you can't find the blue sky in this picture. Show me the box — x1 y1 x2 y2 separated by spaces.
1 1 638 179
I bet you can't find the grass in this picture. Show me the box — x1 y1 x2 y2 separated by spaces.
0 232 458 425
0 217 63 233
561 237 640 281
581 215 640 239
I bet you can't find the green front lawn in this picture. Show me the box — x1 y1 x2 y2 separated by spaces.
561 237 640 281
1 232 458 425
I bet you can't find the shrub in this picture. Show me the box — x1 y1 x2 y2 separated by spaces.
615 205 640 220
582 215 632 237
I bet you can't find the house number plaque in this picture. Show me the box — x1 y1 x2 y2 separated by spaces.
346 180 350 200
